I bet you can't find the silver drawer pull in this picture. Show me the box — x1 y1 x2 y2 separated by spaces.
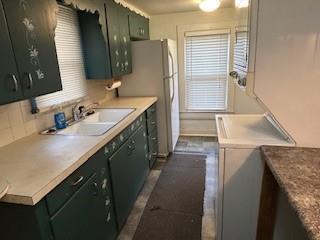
152 152 157 156
92 182 98 196
151 121 156 125
71 176 84 186
27 73 33 89
11 74 19 92
152 137 157 140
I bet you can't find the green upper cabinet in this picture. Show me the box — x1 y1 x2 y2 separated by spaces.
105 0 132 77
118 6 132 74
129 11 150 40
0 0 24 105
1 0 62 99
78 10 113 80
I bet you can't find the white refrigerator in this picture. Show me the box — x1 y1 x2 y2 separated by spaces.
119 39 180 157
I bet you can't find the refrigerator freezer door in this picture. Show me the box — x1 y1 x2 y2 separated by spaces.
163 39 180 152
119 40 172 156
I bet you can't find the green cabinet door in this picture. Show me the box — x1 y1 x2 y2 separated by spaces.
105 0 122 77
129 124 149 197
118 7 132 74
109 124 149 228
51 173 107 240
2 0 62 98
78 10 112 80
0 0 24 105
109 138 136 228
129 12 150 40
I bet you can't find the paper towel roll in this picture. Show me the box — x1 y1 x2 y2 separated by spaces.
105 81 121 91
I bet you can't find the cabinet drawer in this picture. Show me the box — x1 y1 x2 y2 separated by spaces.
46 158 97 216
103 114 145 158
146 104 156 118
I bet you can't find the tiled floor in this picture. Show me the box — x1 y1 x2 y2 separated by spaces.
118 136 219 240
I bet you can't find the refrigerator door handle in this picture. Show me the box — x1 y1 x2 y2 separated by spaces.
170 76 175 103
168 51 175 103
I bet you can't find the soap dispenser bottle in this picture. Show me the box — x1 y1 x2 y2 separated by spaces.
54 106 67 130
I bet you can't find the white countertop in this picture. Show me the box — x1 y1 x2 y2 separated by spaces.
0 97 157 205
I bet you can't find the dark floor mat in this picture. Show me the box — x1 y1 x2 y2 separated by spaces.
133 210 202 240
146 166 205 214
165 153 206 169
134 154 206 240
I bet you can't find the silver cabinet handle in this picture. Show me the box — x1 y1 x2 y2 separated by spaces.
11 74 18 92
92 182 98 196
152 137 157 141
131 140 136 150
127 144 133 155
27 73 33 89
71 176 84 186
151 121 156 125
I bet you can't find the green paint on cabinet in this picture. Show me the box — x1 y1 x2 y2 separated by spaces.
105 0 132 77
0 0 24 105
78 10 113 80
0 110 153 240
129 12 150 40
1 0 62 99
109 124 149 228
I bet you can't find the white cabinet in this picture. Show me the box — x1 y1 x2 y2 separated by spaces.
218 148 264 240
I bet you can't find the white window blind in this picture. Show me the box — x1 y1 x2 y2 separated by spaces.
36 5 87 108
234 31 248 76
185 31 229 111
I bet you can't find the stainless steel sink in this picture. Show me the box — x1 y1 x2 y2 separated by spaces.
42 108 135 136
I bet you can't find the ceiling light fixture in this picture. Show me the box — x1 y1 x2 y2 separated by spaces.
199 0 221 12
235 0 249 8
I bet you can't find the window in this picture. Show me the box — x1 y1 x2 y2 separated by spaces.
36 5 87 108
185 30 230 111
233 30 248 77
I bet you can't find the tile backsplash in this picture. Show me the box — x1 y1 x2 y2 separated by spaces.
0 80 116 148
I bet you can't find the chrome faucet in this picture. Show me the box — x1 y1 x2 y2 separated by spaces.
72 102 82 122
79 102 99 118
72 102 99 122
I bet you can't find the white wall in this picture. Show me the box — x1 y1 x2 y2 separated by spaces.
149 8 263 136
253 0 320 147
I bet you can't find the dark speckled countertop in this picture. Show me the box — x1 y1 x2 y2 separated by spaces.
261 146 320 240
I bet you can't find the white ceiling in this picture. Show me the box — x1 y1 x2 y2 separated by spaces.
125 0 235 15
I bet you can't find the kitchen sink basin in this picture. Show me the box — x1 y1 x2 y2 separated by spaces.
42 108 136 136
57 122 116 136
83 108 135 123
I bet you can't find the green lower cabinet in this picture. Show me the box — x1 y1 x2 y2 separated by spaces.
0 200 53 240
50 148 118 240
0 112 152 240
146 104 159 168
109 124 149 228
50 173 107 240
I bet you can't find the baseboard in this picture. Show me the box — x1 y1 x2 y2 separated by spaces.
179 133 217 137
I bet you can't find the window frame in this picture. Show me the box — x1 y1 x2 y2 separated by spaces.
177 23 237 114
184 29 231 112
